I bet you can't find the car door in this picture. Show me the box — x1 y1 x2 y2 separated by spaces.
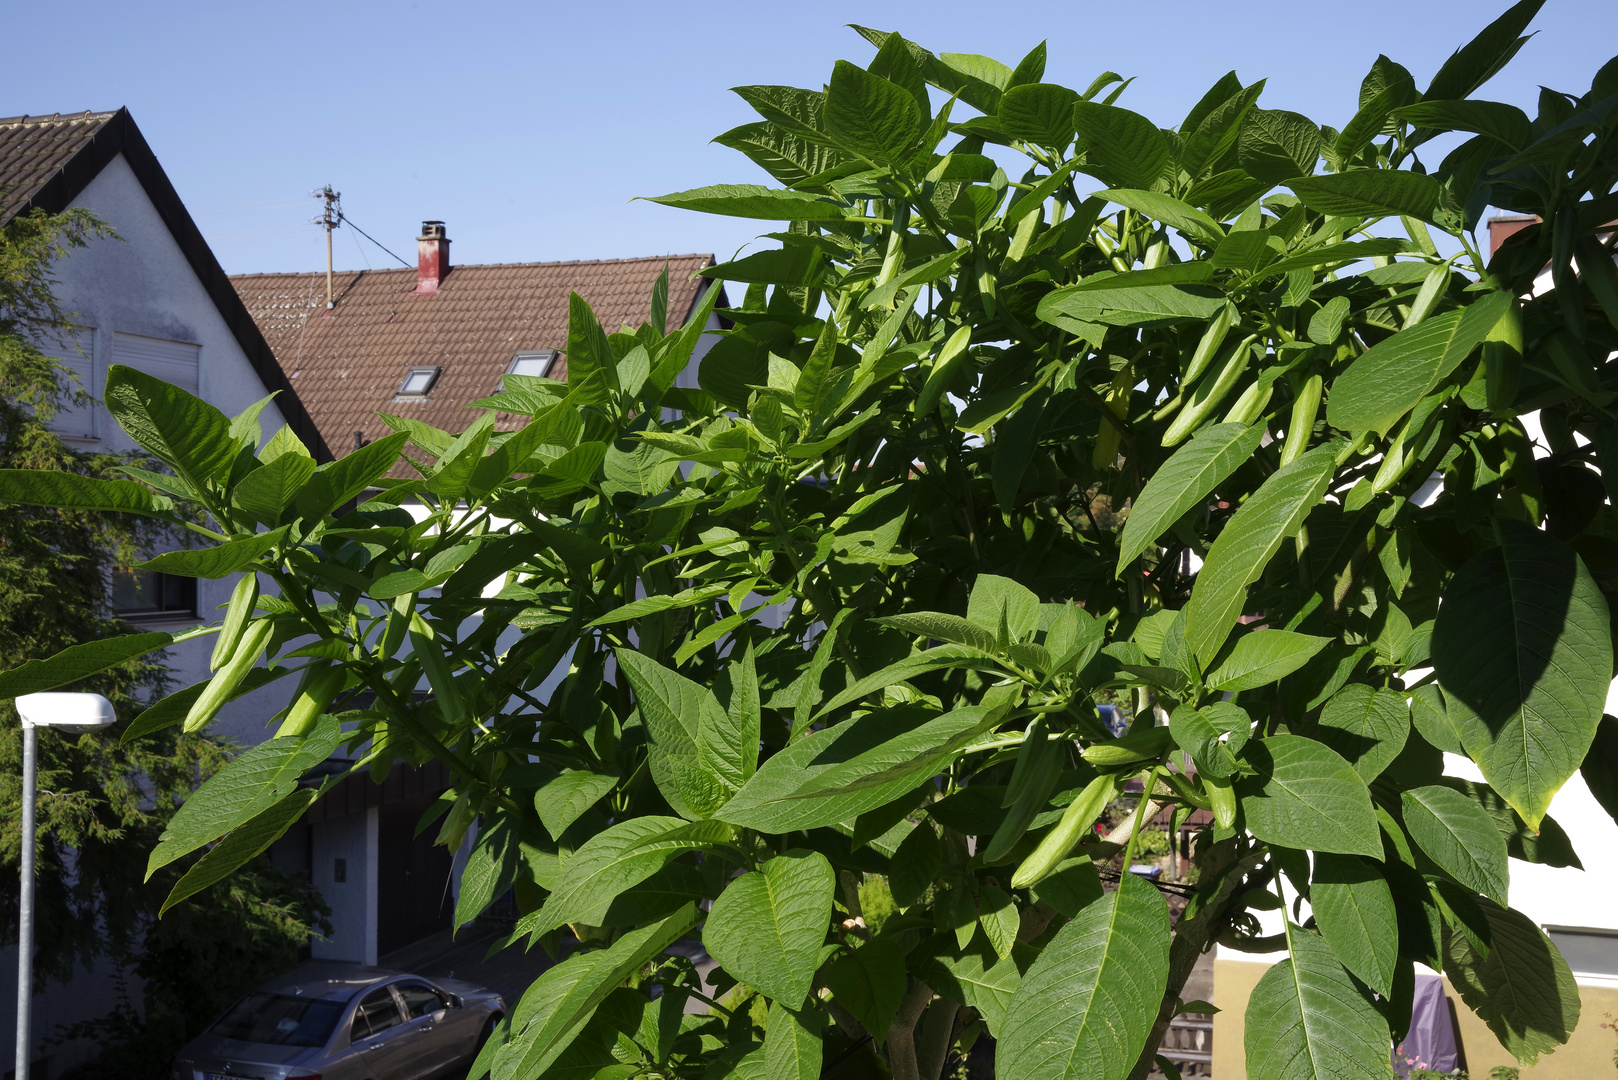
348 985 417 1079
392 981 458 1077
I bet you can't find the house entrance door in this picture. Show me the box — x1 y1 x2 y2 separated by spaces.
377 791 454 955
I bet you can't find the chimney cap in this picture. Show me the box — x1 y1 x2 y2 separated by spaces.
419 221 447 240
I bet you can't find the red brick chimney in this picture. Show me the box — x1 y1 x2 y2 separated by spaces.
1487 214 1538 260
413 220 450 294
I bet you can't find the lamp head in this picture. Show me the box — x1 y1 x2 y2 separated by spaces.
16 693 116 732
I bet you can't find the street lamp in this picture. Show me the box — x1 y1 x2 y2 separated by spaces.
13 693 114 1080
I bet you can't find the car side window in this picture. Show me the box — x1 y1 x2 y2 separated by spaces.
350 987 404 1041
396 981 447 1020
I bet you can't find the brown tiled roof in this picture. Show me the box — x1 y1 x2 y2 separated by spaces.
229 254 716 467
0 111 117 221
0 109 330 460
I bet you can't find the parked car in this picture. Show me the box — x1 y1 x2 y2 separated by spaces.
171 965 504 1080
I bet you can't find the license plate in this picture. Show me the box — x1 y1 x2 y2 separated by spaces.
205 1073 262 1080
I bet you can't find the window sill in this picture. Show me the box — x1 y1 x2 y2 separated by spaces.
115 613 201 630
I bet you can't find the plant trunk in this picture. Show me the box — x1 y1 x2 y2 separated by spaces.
1126 838 1247 1080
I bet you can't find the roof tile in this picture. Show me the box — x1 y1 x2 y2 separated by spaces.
0 111 118 222
229 254 715 471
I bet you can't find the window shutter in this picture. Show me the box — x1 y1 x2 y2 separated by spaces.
112 332 200 395
40 327 96 439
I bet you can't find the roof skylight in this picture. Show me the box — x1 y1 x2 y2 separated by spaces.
397 366 440 397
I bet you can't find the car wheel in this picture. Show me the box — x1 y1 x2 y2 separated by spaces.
461 1014 501 1079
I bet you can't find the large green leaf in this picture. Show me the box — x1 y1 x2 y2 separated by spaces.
1206 631 1332 693
0 469 169 515
1401 785 1509 904
135 528 287 579
1310 854 1398 996
1116 422 1265 574
731 84 833 142
0 631 172 701
1582 715 1618 828
752 1004 822 1080
534 771 619 839
825 60 923 164
1442 897 1579 1065
1287 171 1448 224
813 645 994 719
1183 443 1339 665
704 850 835 1006
1439 778 1581 868
645 184 849 221
492 905 701 1080
875 612 998 655
705 247 822 287
104 365 237 488
1327 292 1512 432
1311 685 1410 782
1392 100 1532 150
1236 735 1382 858
1244 925 1392 1080
160 787 319 914
824 939 908 1043
966 573 1041 643
713 122 852 188
1169 701 1250 778
1071 101 1170 190
1037 279 1225 331
717 707 996 832
1432 522 1611 828
231 453 316 523
455 817 521 929
521 817 729 937
997 871 1169 1080
292 431 410 521
1423 0 1547 102
147 717 343 875
1409 683 1463 755
617 649 735 818
911 936 1027 1035
1093 188 1224 245
998 83 1080 149
1250 239 1410 283
1181 79 1264 178
1238 108 1323 185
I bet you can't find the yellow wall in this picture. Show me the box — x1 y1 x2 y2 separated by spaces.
1213 955 1618 1078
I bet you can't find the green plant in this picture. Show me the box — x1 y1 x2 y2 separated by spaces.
2 3 1615 1078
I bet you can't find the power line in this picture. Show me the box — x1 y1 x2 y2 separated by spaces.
339 212 413 269
194 196 311 215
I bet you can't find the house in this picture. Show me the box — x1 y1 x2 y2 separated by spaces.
229 230 724 966
0 107 326 1076
229 224 718 464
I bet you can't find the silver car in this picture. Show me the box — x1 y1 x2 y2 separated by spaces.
170 965 505 1080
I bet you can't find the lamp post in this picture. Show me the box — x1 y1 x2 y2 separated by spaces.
13 693 114 1080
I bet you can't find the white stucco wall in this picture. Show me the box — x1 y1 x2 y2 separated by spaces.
43 152 300 749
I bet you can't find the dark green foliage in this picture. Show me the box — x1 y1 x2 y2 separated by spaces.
2 7 1614 1079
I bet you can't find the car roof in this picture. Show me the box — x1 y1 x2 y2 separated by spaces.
255 964 412 1002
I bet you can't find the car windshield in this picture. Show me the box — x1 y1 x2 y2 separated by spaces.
210 992 344 1047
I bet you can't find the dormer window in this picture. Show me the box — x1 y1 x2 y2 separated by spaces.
505 350 558 388
397 366 441 397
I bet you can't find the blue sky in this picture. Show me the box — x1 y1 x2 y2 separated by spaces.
7 1 1615 276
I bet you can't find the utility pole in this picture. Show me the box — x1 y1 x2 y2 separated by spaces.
314 186 341 310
